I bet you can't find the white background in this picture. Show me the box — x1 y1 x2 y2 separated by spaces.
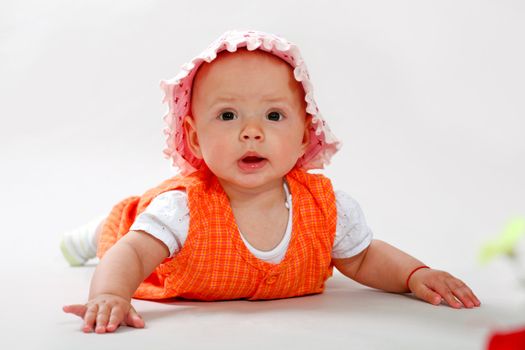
1 1 524 349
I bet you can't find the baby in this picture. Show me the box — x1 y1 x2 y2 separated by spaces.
61 30 480 334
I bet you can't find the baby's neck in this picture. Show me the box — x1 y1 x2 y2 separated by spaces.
219 178 287 211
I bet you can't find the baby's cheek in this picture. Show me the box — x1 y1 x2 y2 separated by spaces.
201 139 233 162
278 134 304 155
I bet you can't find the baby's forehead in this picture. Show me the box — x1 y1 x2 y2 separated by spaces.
192 48 305 100
209 48 290 70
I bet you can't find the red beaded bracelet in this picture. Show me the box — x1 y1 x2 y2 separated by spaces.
405 265 430 291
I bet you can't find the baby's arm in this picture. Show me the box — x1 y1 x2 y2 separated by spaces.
332 239 481 308
63 230 169 333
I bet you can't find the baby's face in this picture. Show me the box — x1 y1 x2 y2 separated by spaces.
184 49 310 191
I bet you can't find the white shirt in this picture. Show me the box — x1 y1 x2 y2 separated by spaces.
130 181 373 263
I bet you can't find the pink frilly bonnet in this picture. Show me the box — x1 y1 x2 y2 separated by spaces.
160 29 341 175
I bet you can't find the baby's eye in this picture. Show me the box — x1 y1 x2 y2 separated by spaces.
218 111 237 121
267 111 284 121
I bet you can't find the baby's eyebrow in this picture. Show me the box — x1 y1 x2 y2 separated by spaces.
261 96 289 103
209 95 290 105
209 96 239 105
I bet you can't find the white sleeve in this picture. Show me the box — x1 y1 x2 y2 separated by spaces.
331 190 373 259
129 190 190 258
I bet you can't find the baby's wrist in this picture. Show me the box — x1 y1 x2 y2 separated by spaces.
405 265 430 292
89 291 131 304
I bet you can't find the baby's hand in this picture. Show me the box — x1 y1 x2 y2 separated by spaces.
408 268 481 309
63 294 145 333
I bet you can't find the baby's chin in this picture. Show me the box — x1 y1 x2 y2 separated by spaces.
213 168 289 192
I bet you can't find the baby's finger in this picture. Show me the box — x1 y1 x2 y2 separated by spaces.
95 304 110 334
471 292 481 306
106 306 125 332
414 284 442 306
124 306 145 329
83 304 99 333
62 304 87 318
433 284 462 309
447 279 480 308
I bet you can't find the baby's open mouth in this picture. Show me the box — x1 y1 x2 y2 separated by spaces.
241 156 266 163
238 153 268 171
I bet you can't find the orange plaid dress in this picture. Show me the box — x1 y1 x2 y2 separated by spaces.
97 166 337 301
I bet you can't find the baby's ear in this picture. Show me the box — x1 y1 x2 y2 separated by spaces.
183 115 203 159
301 114 312 152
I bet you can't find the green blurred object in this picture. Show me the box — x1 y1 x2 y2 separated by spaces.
479 217 525 264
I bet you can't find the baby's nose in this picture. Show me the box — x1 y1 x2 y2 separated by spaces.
241 125 264 141
242 133 262 140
